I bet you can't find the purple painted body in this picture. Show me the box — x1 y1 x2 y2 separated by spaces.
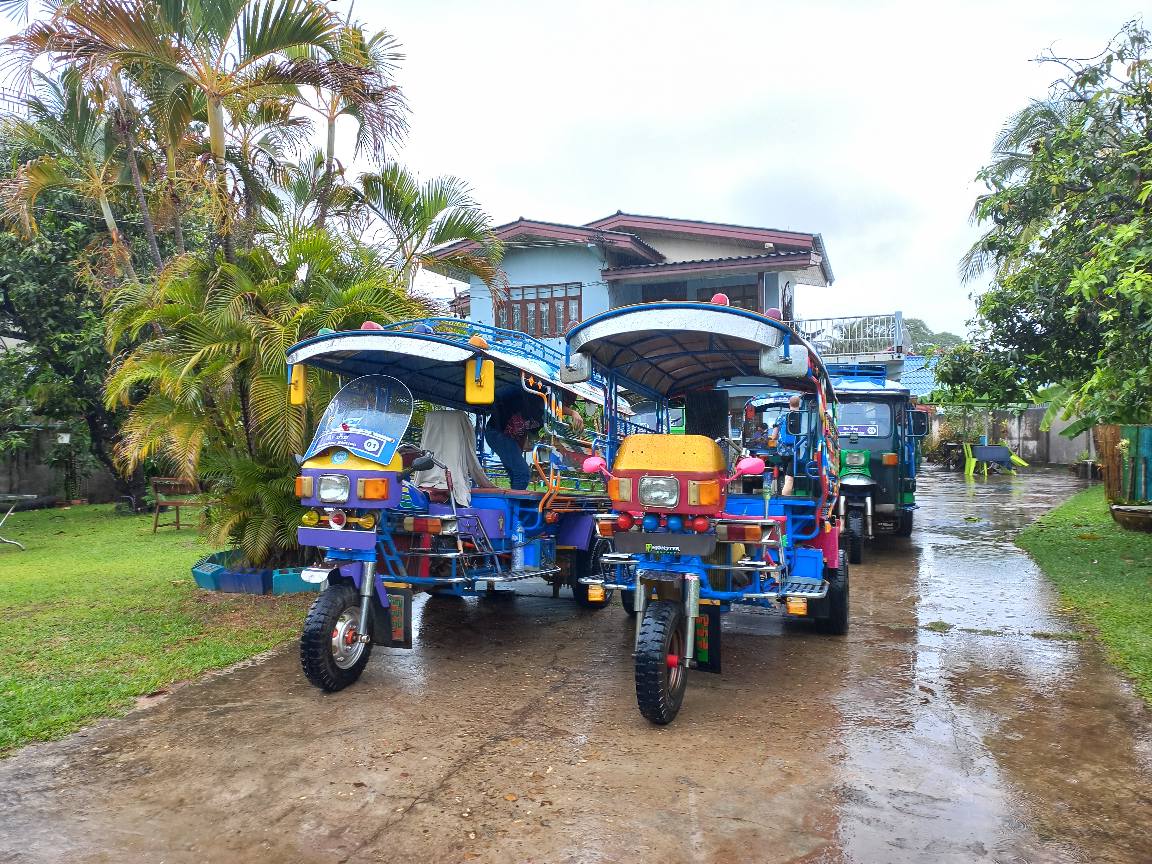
556 513 595 549
428 503 508 540
297 525 378 551
299 467 402 509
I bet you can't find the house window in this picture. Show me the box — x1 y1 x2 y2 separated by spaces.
718 284 759 312
496 283 583 337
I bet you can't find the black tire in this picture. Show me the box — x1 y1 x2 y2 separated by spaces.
620 588 638 616
846 510 864 565
635 600 688 725
300 584 373 691
571 537 614 608
894 509 914 537
815 551 849 635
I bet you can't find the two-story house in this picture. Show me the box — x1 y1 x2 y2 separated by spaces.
431 212 833 350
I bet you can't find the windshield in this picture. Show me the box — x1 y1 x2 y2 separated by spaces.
837 401 893 438
304 375 413 465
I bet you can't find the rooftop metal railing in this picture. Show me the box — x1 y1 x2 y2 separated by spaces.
788 312 906 362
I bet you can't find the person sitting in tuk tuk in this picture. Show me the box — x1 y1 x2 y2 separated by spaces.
768 395 802 496
486 384 585 490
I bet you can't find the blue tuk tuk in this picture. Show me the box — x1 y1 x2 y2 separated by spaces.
562 299 845 724
285 319 616 691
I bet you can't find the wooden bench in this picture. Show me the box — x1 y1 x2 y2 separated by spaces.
151 478 204 533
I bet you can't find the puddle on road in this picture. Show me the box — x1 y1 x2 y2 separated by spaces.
835 467 1152 864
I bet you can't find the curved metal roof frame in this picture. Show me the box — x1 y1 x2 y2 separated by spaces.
287 330 607 412
566 302 835 399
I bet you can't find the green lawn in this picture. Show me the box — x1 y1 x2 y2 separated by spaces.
0 505 312 753
1018 486 1152 703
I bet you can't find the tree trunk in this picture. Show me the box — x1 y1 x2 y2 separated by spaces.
316 112 338 227
98 193 137 281
206 96 235 264
111 76 163 270
167 145 186 255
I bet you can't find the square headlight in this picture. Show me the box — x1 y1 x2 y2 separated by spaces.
318 474 350 503
638 476 680 508
845 452 868 467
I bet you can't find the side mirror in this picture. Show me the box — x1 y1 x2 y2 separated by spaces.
582 455 610 477
909 410 929 438
786 411 803 436
410 454 436 472
288 364 307 406
465 357 495 404
735 456 766 477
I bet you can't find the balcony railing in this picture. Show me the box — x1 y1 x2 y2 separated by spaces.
0 88 24 117
788 313 906 363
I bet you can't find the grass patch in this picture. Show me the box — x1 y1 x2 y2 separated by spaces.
923 620 954 633
0 506 312 753
1017 485 1152 703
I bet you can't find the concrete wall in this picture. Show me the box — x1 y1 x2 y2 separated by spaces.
0 428 119 503
929 407 1094 465
468 243 608 350
631 234 766 263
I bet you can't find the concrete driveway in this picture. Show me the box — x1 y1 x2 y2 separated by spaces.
1 468 1149 863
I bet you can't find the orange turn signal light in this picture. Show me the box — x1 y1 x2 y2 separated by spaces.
607 477 632 502
295 475 314 498
882 452 899 466
688 480 720 507
357 477 390 499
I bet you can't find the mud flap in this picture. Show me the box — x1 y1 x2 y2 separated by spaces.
370 586 414 648
693 606 723 674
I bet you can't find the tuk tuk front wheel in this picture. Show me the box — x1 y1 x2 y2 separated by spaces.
300 584 373 691
635 600 688 725
571 538 614 608
814 551 850 636
846 511 864 565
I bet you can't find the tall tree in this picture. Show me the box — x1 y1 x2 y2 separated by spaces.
939 21 1152 430
0 69 138 279
355 162 505 295
6 0 403 260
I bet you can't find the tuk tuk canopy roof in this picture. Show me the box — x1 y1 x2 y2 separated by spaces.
286 326 610 412
565 302 833 399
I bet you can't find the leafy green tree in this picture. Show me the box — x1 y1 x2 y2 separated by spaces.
104 225 430 563
0 202 135 493
939 21 1152 431
903 318 962 356
355 162 504 293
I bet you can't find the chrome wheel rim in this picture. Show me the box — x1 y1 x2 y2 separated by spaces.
667 624 685 694
331 606 366 669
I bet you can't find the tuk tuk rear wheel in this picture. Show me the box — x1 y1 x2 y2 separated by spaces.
846 511 864 565
815 551 849 636
571 538 614 608
895 510 914 537
300 584 373 691
635 600 688 725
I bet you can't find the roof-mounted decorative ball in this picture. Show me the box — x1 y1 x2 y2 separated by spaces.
360 320 384 330
710 293 730 306
411 322 434 334
468 334 489 349
765 307 783 321
317 327 336 336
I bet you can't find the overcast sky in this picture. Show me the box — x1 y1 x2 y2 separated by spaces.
344 0 1142 333
2 1 1142 333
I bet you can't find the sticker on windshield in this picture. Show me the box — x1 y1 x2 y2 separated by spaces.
838 424 879 436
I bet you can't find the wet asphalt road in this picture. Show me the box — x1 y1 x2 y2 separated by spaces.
1 467 1151 864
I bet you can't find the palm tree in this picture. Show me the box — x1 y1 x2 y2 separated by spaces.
297 23 406 225
104 224 431 564
7 0 404 259
355 162 505 296
0 69 138 279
